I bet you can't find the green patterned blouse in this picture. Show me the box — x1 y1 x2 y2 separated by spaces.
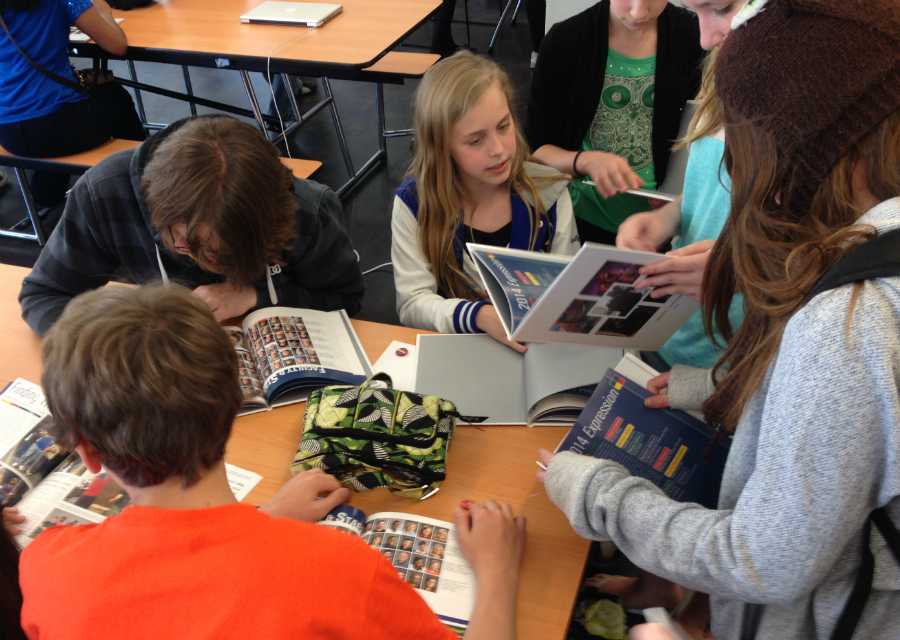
569 48 657 233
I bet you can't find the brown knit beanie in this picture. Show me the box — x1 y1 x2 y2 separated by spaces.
715 0 900 212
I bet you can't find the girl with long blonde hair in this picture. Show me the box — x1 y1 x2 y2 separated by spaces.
391 51 578 351
541 2 900 638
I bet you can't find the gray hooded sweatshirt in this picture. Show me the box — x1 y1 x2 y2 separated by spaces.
545 197 900 640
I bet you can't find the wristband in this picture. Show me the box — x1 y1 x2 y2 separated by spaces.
571 150 585 177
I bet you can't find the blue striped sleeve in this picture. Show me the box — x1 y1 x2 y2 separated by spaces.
452 300 487 334
453 300 487 333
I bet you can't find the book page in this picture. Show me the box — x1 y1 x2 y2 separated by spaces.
415 334 527 424
14 459 262 548
225 326 268 413
513 243 699 349
523 343 623 424
0 380 66 506
362 512 474 632
241 307 371 403
468 244 570 335
371 341 418 392
613 352 660 388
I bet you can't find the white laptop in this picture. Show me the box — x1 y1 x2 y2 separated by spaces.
240 1 343 27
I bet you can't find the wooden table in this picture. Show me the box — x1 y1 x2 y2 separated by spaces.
70 0 441 75
0 264 590 639
68 0 442 197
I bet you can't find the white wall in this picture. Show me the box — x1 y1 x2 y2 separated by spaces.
545 0 597 33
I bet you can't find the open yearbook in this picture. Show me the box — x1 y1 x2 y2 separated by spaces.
555 355 730 508
0 379 262 547
226 306 372 415
415 334 622 424
321 505 474 636
468 243 698 350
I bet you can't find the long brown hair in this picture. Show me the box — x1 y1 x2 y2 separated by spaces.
410 51 551 299
702 110 900 430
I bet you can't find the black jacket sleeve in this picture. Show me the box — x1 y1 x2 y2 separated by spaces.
19 176 121 336
253 179 364 315
526 2 610 153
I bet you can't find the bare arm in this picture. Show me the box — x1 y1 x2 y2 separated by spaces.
458 502 526 640
616 197 683 252
73 1 127 56
533 144 641 198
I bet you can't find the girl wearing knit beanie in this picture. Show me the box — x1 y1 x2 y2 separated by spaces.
541 2 900 639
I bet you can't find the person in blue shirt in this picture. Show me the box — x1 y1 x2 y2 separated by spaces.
0 0 144 207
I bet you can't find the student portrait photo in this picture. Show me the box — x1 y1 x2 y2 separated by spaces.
369 533 383 547
374 520 386 532
411 555 426 571
400 536 415 551
405 571 423 589
429 542 445 558
394 550 411 567
433 527 449 543
403 521 418 535
384 534 400 549
423 576 439 593
389 519 402 532
426 559 442 576
415 540 430 555
417 524 434 539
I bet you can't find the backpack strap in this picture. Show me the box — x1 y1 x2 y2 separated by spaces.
831 508 900 640
797 228 900 640
0 14 87 94
808 228 900 299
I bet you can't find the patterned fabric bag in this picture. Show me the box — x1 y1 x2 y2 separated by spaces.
292 373 459 499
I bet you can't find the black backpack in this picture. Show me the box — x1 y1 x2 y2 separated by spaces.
741 227 900 640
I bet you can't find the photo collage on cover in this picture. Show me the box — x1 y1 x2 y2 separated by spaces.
364 518 450 593
552 261 670 337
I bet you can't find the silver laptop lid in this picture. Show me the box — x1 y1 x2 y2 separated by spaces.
240 1 343 27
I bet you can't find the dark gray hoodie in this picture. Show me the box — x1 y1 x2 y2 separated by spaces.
19 118 364 335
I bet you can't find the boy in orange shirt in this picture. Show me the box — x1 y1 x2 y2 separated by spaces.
19 284 526 640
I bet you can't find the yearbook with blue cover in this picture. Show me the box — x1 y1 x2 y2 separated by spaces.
558 368 730 508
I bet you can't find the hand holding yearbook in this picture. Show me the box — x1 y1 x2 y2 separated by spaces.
227 306 372 415
468 243 698 349
321 505 475 636
557 356 730 508
0 380 262 547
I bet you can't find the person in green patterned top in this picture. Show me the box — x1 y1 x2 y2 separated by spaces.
527 0 703 244
571 47 659 239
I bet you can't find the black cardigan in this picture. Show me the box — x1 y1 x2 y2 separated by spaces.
526 1 705 185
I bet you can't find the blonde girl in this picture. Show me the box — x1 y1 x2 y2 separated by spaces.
391 51 579 351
